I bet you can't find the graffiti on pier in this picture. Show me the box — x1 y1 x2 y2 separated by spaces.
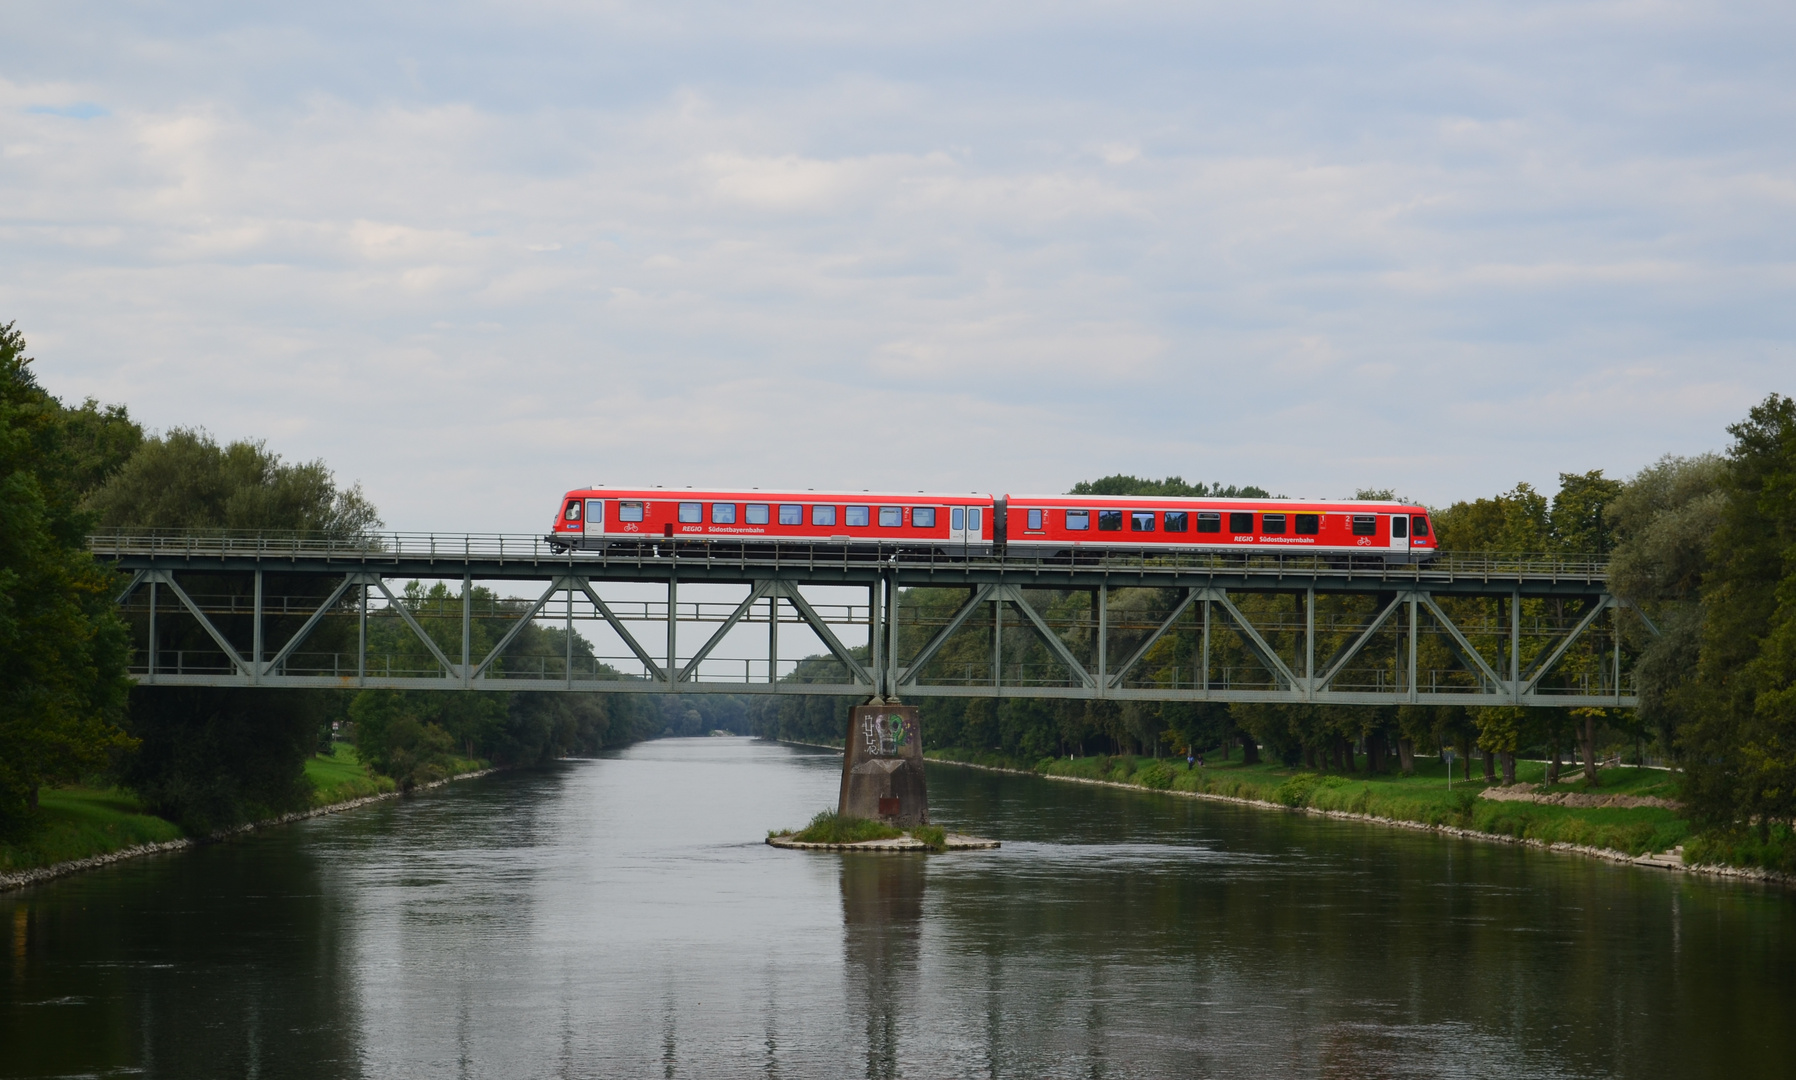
861 712 911 758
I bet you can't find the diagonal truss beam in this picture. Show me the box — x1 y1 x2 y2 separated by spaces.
573 579 667 683
996 585 1096 689
373 578 461 680
1208 589 1302 692
777 581 873 686
896 584 995 687
263 573 361 675
1521 596 1613 695
1313 593 1406 692
679 580 774 682
1417 592 1507 693
466 577 565 680
115 570 147 605
152 570 250 676
1106 587 1198 690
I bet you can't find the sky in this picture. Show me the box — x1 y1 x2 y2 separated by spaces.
3 0 1792 532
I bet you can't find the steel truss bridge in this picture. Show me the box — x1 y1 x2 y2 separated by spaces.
95 533 1642 708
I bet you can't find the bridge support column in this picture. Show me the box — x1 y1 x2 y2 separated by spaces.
838 703 927 827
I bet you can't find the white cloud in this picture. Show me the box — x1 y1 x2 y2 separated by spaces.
1 1 1793 530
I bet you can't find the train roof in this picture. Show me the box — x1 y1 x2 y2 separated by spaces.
1005 493 1428 509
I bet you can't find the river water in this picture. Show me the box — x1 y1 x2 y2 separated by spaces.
3 738 1793 1079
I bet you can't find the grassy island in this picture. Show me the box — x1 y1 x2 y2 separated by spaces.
773 810 947 851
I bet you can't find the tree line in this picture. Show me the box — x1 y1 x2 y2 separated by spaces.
0 322 741 837
753 399 1796 850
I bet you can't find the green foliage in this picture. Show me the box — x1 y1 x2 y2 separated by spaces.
119 687 327 832
1684 824 1796 875
0 787 185 873
0 322 137 832
81 424 385 829
1681 394 1796 832
787 809 904 844
908 824 947 850
1069 474 1271 498
303 742 396 804
86 428 380 538
1135 760 1176 789
1272 772 1323 807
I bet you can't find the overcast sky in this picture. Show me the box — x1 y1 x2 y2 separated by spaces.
3 1 1791 531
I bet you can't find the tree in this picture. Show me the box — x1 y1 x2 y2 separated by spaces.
1605 455 1726 755
1681 394 1796 835
0 323 139 829
89 429 383 829
1070 475 1271 499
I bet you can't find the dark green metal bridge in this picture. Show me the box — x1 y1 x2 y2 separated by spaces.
95 532 1643 708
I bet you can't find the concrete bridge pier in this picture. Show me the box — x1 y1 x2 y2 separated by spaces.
838 702 928 826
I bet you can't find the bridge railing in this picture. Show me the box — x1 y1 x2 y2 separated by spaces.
88 529 1612 582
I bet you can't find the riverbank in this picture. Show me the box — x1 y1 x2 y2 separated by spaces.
923 748 1795 886
0 743 489 893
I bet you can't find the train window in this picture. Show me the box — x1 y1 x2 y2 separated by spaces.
1412 515 1430 538
585 499 604 523
564 500 581 522
1262 513 1286 534
679 502 702 523
879 506 902 527
1229 512 1253 533
1130 511 1156 532
1352 515 1376 536
1164 511 1188 532
712 502 736 524
846 505 870 527
779 504 803 526
746 503 770 525
914 507 936 528
969 508 982 532
1066 510 1090 531
1196 512 1221 533
813 505 837 527
951 507 965 531
1391 515 1408 538
618 501 645 523
1295 513 1319 535
1027 508 1043 530
1098 509 1123 531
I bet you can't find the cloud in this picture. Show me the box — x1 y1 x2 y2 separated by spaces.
0 2 1792 531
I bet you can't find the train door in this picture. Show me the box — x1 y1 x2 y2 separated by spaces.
1388 513 1410 555
968 505 984 554
950 506 967 551
583 498 605 542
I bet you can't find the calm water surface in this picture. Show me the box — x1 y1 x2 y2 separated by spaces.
3 738 1793 1078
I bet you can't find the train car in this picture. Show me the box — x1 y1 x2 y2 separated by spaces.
1002 494 1437 562
547 486 997 554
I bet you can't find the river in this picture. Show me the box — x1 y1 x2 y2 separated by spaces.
3 738 1793 1078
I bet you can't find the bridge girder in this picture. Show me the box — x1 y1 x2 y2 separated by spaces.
98 534 1641 708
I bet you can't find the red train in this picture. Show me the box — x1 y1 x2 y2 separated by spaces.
547 486 1437 561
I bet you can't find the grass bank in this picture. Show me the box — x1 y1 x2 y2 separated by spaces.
2 743 469 883
928 747 1691 858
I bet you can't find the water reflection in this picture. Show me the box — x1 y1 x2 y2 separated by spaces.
840 855 924 1078
1 838 362 1079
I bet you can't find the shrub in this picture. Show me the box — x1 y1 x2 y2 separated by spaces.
1273 773 1322 807
788 810 903 844
1136 762 1176 789
908 824 946 850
